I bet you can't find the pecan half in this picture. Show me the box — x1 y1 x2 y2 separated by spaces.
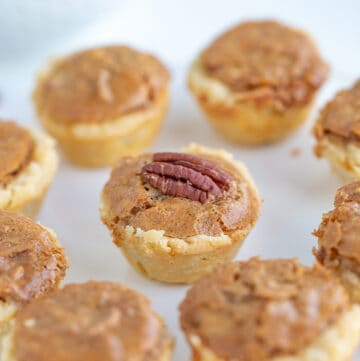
141 152 233 203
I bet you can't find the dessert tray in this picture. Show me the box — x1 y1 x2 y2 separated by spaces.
2 66 353 361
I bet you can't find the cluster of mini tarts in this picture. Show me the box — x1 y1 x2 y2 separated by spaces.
0 120 58 218
188 20 329 145
33 45 170 167
100 144 261 283
0 211 173 361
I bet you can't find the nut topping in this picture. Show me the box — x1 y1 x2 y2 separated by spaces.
141 152 232 203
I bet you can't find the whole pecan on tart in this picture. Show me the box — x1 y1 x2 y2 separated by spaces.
100 145 260 283
141 152 233 203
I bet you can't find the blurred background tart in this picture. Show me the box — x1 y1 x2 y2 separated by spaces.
313 80 360 181
0 281 173 361
0 210 67 341
180 258 360 361
188 20 329 145
314 181 360 303
33 45 170 167
100 143 261 283
0 120 58 218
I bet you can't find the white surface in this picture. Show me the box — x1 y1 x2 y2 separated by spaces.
0 1 360 360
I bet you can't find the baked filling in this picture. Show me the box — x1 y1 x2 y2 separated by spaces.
0 121 33 188
34 46 169 125
314 80 360 147
0 210 67 306
102 149 260 239
12 281 171 361
314 181 360 278
180 258 349 361
200 20 328 111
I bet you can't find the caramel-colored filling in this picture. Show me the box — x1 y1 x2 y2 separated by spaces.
314 80 360 144
180 258 348 361
0 121 33 187
102 152 260 240
0 210 67 305
34 46 169 124
13 281 168 361
314 181 360 276
201 21 328 111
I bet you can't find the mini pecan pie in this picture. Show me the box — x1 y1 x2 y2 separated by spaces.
314 181 360 303
313 80 360 181
100 144 261 283
33 45 170 167
0 120 58 218
0 281 173 361
0 210 67 337
180 258 360 361
188 20 329 145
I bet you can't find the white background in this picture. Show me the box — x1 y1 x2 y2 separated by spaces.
0 1 359 359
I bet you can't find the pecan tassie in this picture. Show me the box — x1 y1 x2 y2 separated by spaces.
141 152 233 203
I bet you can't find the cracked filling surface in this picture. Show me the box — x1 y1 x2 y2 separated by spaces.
314 80 360 146
314 181 360 277
34 46 169 124
201 20 329 111
13 281 170 361
102 152 260 239
0 121 33 187
0 210 67 306
180 258 349 361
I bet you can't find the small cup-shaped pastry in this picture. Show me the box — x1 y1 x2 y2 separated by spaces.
101 143 261 283
0 120 58 218
0 210 67 334
180 258 360 361
189 20 329 145
33 45 170 167
314 181 360 303
313 80 360 182
0 281 173 361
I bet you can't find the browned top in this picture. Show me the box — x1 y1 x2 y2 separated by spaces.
13 281 169 361
314 80 360 143
0 210 67 306
201 21 329 110
0 121 33 187
314 182 360 276
102 151 260 239
34 46 169 124
180 258 348 361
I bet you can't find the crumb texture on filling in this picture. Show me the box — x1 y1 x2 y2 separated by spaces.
0 121 33 187
0 210 67 305
34 45 169 124
314 80 360 141
314 181 360 276
200 21 328 110
11 281 168 361
101 145 260 239
180 258 349 361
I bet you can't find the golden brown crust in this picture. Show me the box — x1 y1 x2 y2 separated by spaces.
34 46 169 125
201 20 328 111
101 151 260 239
0 210 67 305
0 121 33 186
314 80 360 144
314 181 360 277
180 258 349 361
13 281 170 361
